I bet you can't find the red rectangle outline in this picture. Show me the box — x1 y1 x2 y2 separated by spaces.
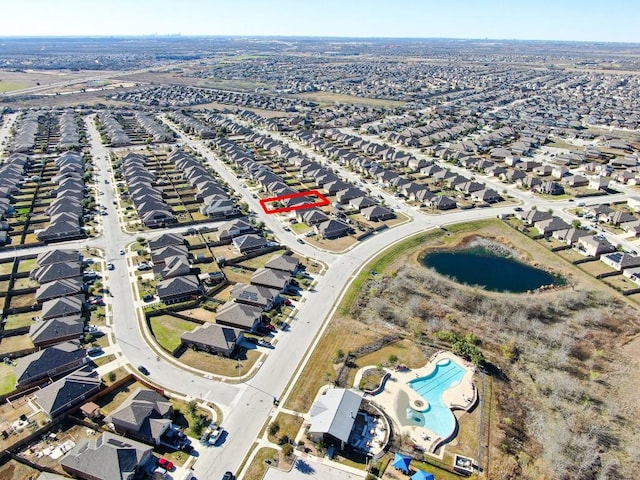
259 190 330 214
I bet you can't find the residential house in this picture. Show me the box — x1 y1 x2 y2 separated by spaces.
105 388 173 446
35 278 84 303
60 432 153 480
160 255 191 279
150 244 189 265
315 219 352 239
217 217 255 241
230 283 279 310
148 233 184 251
41 295 84 320
181 323 243 357
471 189 502 203
430 195 456 210
29 315 84 349
517 209 553 225
361 205 395 222
348 197 377 211
37 249 80 266
551 228 591 246
31 261 82 284
215 301 263 331
232 234 269 254
155 275 201 304
15 341 87 388
308 388 363 450
534 181 565 195
34 366 101 419
251 267 291 291
577 236 616 257
601 252 640 272
534 217 571 236
264 253 300 274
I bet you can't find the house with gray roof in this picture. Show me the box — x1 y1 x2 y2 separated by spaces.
230 283 279 310
264 253 300 274
308 388 363 449
577 236 616 257
61 432 153 480
181 323 243 357
315 219 351 239
34 366 101 419
215 301 263 331
160 255 191 279
41 295 84 320
156 275 201 304
361 205 395 222
218 217 255 241
31 261 82 284
150 244 189 266
29 315 84 348
147 233 184 251
250 268 291 291
37 249 80 266
15 341 86 388
105 388 173 446
36 278 84 303
232 234 269 254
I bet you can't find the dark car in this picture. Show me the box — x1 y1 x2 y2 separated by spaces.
137 365 149 375
256 323 275 334
296 238 305 244
222 472 235 480
142 294 155 302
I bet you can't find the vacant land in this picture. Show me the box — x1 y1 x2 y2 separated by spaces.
287 219 640 479
150 314 199 352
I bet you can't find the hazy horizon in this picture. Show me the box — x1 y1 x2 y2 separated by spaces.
2 0 639 43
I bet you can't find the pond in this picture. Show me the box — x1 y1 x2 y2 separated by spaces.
421 245 563 293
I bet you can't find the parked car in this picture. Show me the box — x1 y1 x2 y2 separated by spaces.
222 472 235 480
257 323 275 334
119 249 125 255
87 346 102 356
142 294 155 302
258 340 274 349
137 365 149 375
297 238 305 244
137 262 151 271
157 458 174 471
107 262 114 270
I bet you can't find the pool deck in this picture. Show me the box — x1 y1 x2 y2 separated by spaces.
356 351 477 453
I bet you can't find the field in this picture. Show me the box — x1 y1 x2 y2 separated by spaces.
177 348 262 377
149 314 200 352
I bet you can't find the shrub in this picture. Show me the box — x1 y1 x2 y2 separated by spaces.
281 442 294 457
268 421 280 437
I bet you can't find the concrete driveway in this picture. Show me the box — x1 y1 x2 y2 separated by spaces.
263 457 366 480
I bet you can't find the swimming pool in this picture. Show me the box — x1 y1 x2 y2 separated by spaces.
405 358 466 439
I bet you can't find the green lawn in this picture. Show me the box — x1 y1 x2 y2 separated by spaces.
150 315 200 352
0 364 16 395
16 258 38 273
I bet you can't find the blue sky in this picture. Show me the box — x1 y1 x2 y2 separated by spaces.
2 0 639 42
